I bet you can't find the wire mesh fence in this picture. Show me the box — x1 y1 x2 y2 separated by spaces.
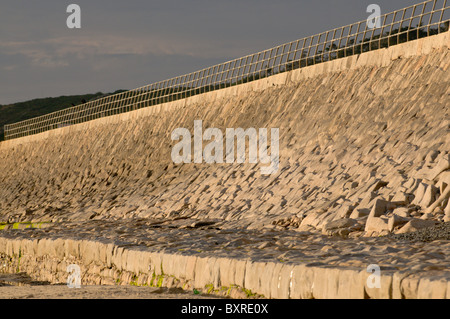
4 0 449 141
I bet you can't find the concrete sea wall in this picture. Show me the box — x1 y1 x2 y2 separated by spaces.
1 234 449 299
0 31 449 298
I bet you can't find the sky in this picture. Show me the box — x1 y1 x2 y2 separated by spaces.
0 0 418 105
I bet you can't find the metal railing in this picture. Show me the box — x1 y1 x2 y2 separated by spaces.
4 0 449 141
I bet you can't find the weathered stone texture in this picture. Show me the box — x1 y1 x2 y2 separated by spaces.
0 31 449 298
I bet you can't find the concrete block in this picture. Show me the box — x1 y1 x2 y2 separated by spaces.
64 239 80 259
208 257 221 289
233 259 248 288
259 261 277 298
111 246 125 270
119 247 130 271
80 240 100 266
417 275 448 299
194 256 215 288
364 270 394 299
244 260 262 294
289 264 315 299
11 239 22 256
336 269 366 299
400 273 421 299
369 198 395 218
184 254 197 282
447 280 450 299
0 239 6 255
392 271 411 299
395 219 436 234
365 216 390 232
274 264 295 299
150 252 163 276
171 254 189 278
268 262 284 298
216 257 233 288
36 238 51 257
103 242 115 268
160 251 176 277
310 266 343 299
52 238 66 260
125 249 141 274
288 68 303 83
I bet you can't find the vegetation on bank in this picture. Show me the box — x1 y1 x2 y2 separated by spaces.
0 90 127 141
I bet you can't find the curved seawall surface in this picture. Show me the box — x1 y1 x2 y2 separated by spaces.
0 31 449 298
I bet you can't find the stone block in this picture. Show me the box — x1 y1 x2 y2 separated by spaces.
233 259 247 288
417 275 448 299
392 207 410 218
424 182 450 214
257 261 277 298
388 214 411 231
391 191 414 206
299 211 335 230
335 269 366 299
135 249 153 275
350 208 370 219
412 183 428 205
311 267 342 299
447 280 450 299
392 271 411 299
365 216 390 233
428 155 450 181
160 252 176 277
273 264 294 299
364 269 394 299
290 264 315 299
369 198 397 218
323 218 357 231
436 171 450 193
244 261 264 296
80 240 101 266
217 257 233 288
333 203 354 219
400 273 421 299
193 256 211 288
104 242 115 268
445 200 450 222
209 257 221 289
184 255 197 282
419 184 439 208
110 246 124 270
395 219 436 234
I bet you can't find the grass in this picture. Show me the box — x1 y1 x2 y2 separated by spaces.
120 270 265 298
0 221 51 230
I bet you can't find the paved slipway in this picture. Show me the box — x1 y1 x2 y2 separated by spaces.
0 32 449 299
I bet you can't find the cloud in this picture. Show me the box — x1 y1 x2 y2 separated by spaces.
0 41 69 68
0 32 250 71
